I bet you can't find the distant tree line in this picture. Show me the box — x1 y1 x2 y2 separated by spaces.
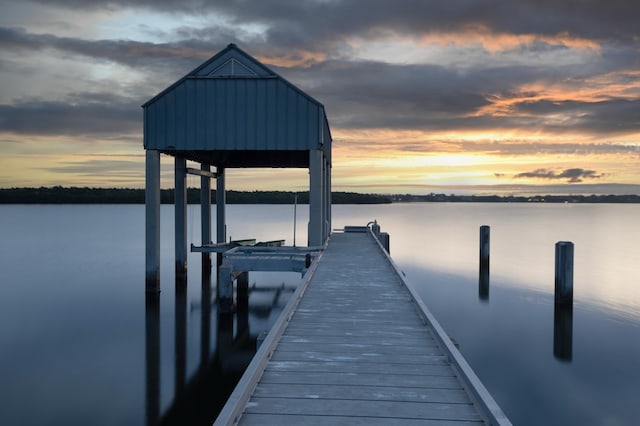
1 187 639 204
391 193 640 203
0 186 392 204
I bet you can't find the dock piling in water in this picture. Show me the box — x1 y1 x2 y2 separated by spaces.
479 225 490 300
555 241 574 305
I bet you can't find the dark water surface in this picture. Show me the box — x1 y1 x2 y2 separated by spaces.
1 203 639 425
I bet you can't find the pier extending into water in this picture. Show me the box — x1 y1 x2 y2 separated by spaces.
215 226 511 425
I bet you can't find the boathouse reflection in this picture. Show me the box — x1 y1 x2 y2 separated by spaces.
144 273 295 426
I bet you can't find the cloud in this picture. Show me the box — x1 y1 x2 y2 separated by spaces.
514 168 604 183
0 93 141 136
23 0 640 44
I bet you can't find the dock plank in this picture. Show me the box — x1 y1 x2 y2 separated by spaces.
244 397 482 421
215 230 510 425
240 414 484 426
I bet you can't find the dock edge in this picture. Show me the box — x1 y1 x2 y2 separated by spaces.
368 227 512 426
213 241 327 426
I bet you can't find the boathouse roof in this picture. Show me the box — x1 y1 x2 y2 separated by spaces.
143 43 331 168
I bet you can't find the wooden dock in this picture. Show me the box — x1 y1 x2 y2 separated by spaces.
215 228 511 425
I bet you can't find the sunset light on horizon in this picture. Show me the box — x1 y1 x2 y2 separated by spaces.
1 1 639 195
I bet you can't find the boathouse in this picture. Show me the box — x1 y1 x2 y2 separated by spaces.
143 44 332 290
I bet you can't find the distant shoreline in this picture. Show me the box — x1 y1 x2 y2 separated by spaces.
1 187 639 204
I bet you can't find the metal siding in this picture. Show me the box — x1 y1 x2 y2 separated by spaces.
151 101 161 149
166 91 176 148
227 81 236 149
255 80 266 150
297 93 308 149
286 88 297 150
185 79 196 150
174 83 186 149
236 80 246 150
195 79 206 150
276 82 288 150
246 79 257 150
143 77 328 153
215 80 226 149
266 80 277 150
206 80 216 150
144 104 152 149
307 103 318 150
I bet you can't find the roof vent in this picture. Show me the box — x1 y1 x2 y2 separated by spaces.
209 58 257 77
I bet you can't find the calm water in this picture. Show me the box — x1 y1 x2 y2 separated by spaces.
1 203 639 425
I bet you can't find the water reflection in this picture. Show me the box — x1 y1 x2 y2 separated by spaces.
175 279 187 393
479 273 490 301
145 272 295 426
553 303 573 362
145 292 160 426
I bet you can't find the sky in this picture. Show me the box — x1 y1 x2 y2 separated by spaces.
1 0 639 195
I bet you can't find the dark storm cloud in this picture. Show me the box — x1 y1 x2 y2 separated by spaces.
513 98 640 134
2 1 639 138
0 93 141 136
514 168 604 183
0 26 209 72
25 0 640 43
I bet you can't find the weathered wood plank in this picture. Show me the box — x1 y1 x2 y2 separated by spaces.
252 382 472 403
215 231 509 425
273 342 446 357
278 335 435 346
244 397 482 421
270 350 449 364
240 414 483 426
258 371 463 389
266 360 454 376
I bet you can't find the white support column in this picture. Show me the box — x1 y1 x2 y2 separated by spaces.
324 158 331 241
175 156 187 278
145 149 161 292
216 167 226 244
308 149 323 247
200 164 212 272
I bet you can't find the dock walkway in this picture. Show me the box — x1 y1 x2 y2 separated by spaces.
216 229 510 425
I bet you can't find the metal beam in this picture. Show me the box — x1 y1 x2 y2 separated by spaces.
187 167 218 178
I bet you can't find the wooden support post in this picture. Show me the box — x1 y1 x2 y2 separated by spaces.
379 233 390 253
555 241 574 304
145 150 161 292
216 167 226 269
479 225 490 300
308 149 323 247
201 164 212 275
175 156 187 278
218 264 233 313
237 272 249 313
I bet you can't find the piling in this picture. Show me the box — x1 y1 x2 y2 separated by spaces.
218 264 234 313
237 272 249 312
554 242 574 304
479 225 490 300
